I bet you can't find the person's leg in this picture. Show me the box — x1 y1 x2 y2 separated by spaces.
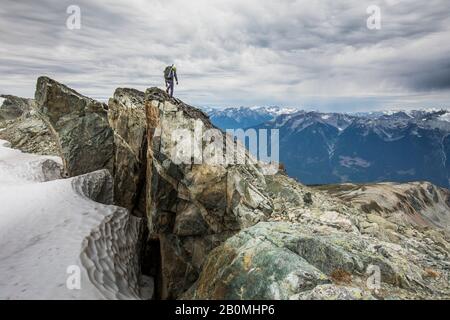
165 80 170 94
169 79 174 97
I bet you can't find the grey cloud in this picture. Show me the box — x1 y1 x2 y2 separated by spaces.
407 62 450 91
0 0 450 111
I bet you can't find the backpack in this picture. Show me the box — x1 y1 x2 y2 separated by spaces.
164 65 173 80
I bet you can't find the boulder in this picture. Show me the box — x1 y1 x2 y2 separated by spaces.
35 76 114 177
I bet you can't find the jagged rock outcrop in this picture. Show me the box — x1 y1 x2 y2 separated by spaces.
35 77 114 177
0 95 58 155
29 81 277 299
144 88 274 299
33 80 146 214
108 88 147 215
0 94 33 121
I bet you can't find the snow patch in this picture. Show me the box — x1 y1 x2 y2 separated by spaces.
0 140 149 299
339 156 371 168
0 139 62 185
265 106 298 115
439 112 450 122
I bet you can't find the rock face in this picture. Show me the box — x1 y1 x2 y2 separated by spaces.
35 77 114 177
108 88 147 215
29 80 276 299
186 222 449 299
186 175 450 299
0 95 58 156
144 88 274 299
0 94 33 121
34 80 146 215
0 113 59 156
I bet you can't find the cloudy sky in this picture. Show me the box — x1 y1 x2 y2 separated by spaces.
1 0 450 111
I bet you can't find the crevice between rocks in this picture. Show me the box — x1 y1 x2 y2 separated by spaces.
139 225 163 300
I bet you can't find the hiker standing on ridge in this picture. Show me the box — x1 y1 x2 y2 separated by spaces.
164 64 178 97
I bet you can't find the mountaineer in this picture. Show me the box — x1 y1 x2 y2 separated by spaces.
164 64 178 97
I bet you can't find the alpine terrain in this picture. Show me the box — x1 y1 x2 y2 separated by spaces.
0 78 448 300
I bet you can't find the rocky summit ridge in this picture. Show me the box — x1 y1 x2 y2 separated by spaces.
0 77 449 300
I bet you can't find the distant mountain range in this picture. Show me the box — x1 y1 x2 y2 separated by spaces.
203 106 297 129
204 107 450 188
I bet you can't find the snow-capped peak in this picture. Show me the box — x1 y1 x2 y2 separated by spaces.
439 111 450 122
